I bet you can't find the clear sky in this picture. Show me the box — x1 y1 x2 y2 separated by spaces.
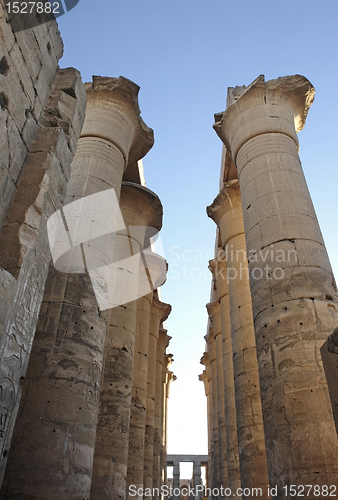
57 0 338 474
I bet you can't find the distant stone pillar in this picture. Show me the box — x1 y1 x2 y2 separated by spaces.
205 328 220 494
206 300 228 489
193 461 202 500
207 181 269 496
214 74 338 489
153 328 171 499
126 250 168 500
2 77 154 500
172 461 180 500
91 183 163 500
126 290 153 500
209 254 241 495
200 356 213 494
164 369 176 486
143 298 171 494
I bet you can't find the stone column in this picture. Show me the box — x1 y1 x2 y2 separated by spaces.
164 369 176 486
204 328 220 494
91 183 163 500
214 74 338 489
206 300 228 489
193 461 202 500
126 291 153 500
126 252 168 499
199 356 213 494
2 77 154 500
172 460 180 500
143 298 171 494
207 181 269 496
209 254 241 495
153 328 171 498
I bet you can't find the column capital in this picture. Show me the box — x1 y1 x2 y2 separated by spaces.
150 298 172 327
158 327 171 351
208 252 228 301
207 179 244 248
83 76 154 166
213 74 315 162
206 300 222 338
199 370 209 396
120 182 163 232
207 179 241 226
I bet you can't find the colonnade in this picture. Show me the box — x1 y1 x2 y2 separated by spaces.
0 71 174 499
200 75 338 499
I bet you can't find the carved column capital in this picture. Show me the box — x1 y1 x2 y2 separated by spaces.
209 252 228 301
206 300 222 338
207 179 244 248
214 74 315 162
83 76 154 167
120 182 163 232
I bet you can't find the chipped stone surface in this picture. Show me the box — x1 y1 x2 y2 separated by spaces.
0 66 86 493
212 74 338 493
207 180 270 496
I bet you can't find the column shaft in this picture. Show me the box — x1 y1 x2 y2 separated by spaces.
206 301 228 489
91 183 163 500
143 298 171 495
207 181 270 496
210 255 241 494
126 293 152 499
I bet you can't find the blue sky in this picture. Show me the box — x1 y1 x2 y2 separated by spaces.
57 0 338 466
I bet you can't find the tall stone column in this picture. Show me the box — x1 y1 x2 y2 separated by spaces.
207 181 269 496
209 254 241 494
126 291 152 500
193 462 202 500
199 355 213 494
2 77 154 500
143 297 171 494
172 460 180 500
206 301 228 489
153 328 171 498
91 183 163 500
126 252 168 499
163 368 176 486
213 74 338 489
204 328 220 494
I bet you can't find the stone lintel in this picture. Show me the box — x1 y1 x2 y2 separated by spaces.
213 74 315 160
82 76 154 166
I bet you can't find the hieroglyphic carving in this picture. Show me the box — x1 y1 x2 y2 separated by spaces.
0 192 56 481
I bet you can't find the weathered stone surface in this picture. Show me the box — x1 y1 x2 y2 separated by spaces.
0 67 86 494
91 183 164 500
0 4 64 230
207 180 270 497
143 297 171 495
209 255 241 494
213 74 338 493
